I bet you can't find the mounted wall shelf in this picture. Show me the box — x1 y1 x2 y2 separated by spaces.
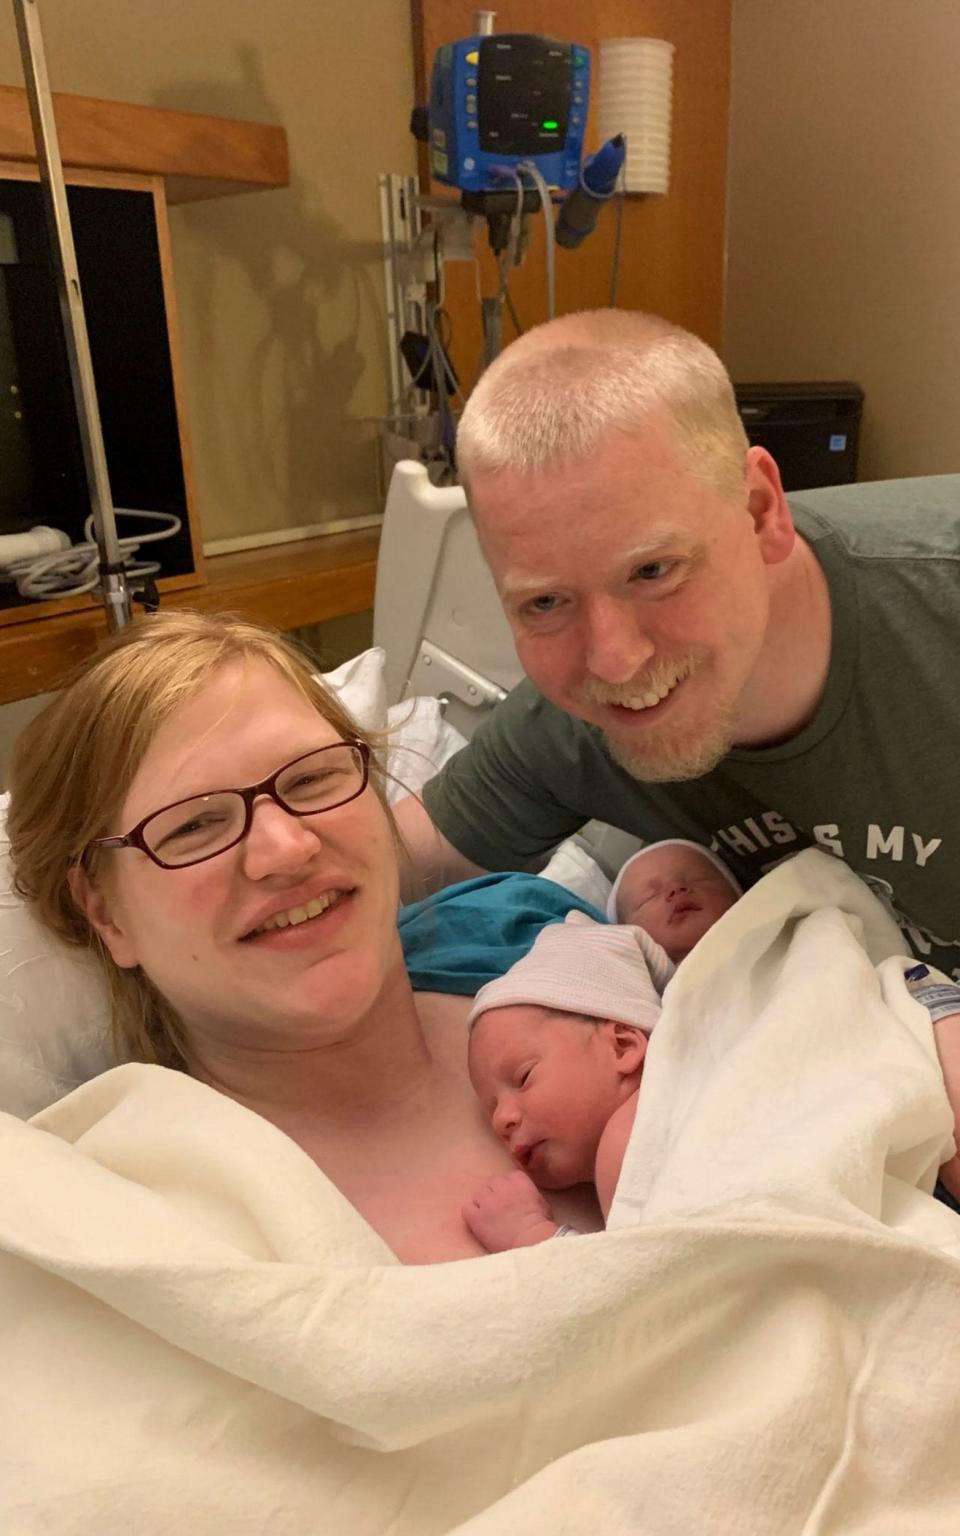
0 85 289 201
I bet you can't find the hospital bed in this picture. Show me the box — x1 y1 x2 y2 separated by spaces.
2 464 960 1534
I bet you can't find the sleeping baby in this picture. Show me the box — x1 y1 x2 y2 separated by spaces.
604 836 743 951
463 842 960 1253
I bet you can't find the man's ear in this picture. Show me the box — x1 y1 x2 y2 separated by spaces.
68 864 139 969
607 1021 647 1076
745 446 795 567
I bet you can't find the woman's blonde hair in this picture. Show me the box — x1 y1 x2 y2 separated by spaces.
456 308 750 503
6 609 390 1072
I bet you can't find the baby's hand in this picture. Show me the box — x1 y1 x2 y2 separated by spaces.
463 1169 560 1253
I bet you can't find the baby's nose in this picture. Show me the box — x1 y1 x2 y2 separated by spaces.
492 1099 520 1136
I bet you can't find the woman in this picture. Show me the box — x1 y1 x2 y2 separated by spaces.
7 609 599 1262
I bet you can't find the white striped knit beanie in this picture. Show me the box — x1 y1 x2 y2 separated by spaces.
466 910 675 1037
606 839 742 922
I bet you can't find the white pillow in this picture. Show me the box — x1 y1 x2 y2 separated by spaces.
384 696 468 803
318 646 388 732
0 794 113 1118
321 649 469 800
537 837 613 911
0 649 467 1118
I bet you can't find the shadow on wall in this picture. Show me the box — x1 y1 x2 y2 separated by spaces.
0 692 56 793
151 47 394 536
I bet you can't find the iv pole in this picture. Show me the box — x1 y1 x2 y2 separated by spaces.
12 0 132 631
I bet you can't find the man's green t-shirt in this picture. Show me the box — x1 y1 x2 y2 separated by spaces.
422 476 960 977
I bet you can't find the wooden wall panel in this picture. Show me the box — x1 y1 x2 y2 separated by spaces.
412 1 731 392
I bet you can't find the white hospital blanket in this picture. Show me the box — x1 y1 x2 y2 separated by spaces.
3 849 960 1534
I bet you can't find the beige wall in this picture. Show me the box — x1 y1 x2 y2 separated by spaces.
0 0 417 540
725 0 960 481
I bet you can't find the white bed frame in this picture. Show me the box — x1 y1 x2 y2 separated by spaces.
373 461 522 741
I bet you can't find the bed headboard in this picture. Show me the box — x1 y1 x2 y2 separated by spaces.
373 461 523 740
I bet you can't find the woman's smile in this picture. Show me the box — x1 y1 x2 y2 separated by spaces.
240 888 356 950
240 883 356 939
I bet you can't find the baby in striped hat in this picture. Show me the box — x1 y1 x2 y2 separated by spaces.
463 910 675 1252
606 838 742 957
463 841 742 1254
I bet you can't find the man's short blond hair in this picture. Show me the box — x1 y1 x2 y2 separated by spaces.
456 309 749 503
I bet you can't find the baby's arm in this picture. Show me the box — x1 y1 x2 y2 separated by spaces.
463 1169 562 1252
594 1090 639 1219
933 1010 960 1200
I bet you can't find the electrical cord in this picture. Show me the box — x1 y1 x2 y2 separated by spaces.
504 287 524 336
6 508 181 601
413 302 458 480
510 169 526 268
427 305 464 405
608 144 627 307
401 304 461 410
431 336 455 475
516 159 556 320
492 168 525 313
402 301 446 398
487 165 534 341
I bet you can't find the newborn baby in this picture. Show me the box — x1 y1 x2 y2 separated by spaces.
463 909 674 1251
464 844 960 1253
606 838 742 955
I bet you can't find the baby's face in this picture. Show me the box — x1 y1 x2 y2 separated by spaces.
617 848 737 959
468 1005 643 1189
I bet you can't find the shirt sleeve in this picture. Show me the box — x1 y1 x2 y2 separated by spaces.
420 680 591 870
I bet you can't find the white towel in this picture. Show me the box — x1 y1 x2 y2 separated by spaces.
2 849 960 1535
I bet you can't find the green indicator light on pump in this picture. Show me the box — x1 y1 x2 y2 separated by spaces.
542 119 559 130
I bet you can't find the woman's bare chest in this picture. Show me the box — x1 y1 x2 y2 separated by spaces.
356 1130 516 1262
308 1117 602 1262
300 1098 515 1261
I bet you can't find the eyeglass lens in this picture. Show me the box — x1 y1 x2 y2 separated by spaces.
143 744 366 866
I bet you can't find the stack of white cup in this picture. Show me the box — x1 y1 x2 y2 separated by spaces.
597 38 675 195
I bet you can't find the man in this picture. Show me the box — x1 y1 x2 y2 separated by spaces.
395 310 959 976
